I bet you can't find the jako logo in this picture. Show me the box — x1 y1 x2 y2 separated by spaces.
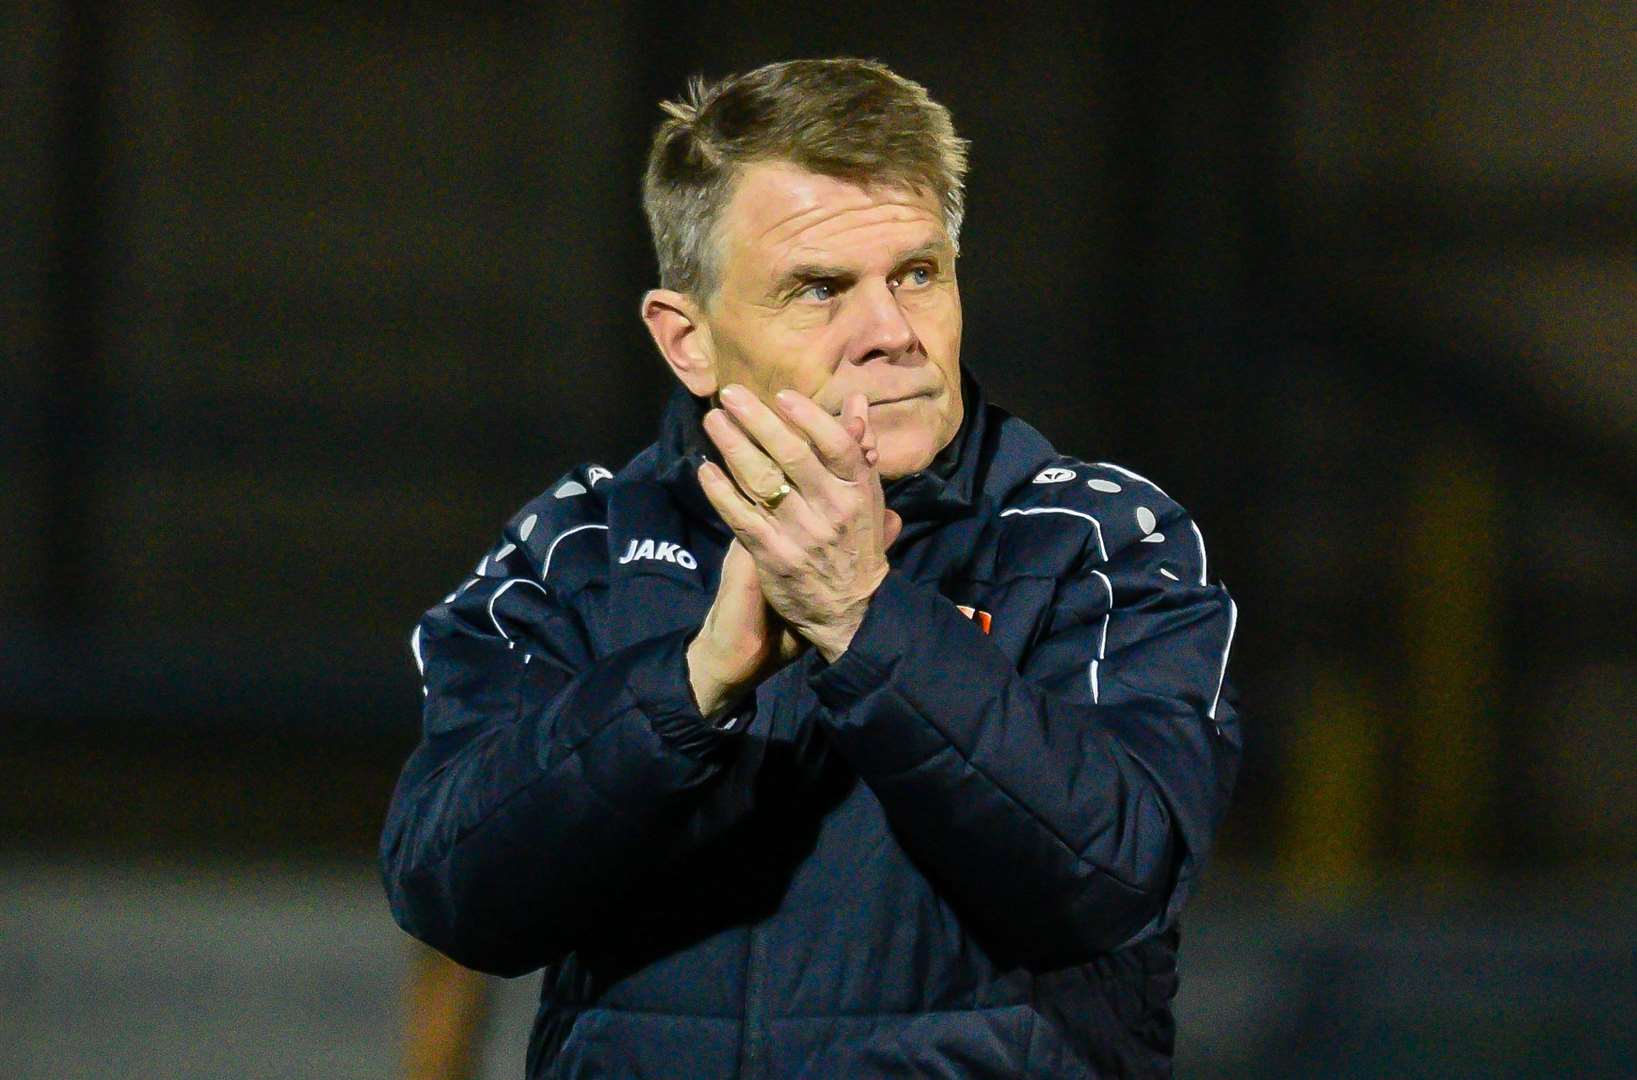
618 538 698 569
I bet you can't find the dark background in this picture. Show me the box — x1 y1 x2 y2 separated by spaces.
5 3 1633 1076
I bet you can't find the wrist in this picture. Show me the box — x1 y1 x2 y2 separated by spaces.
807 609 866 664
808 568 888 663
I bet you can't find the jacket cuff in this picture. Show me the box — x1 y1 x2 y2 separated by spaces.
630 628 753 758
807 570 978 778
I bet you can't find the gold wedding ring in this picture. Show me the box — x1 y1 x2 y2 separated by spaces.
759 482 793 511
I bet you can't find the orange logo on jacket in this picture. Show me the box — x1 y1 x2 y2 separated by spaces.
955 604 993 634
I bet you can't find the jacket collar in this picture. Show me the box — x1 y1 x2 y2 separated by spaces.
653 365 989 535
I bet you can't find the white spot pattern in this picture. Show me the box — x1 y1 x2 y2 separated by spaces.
519 513 538 541
1034 467 1076 484
555 480 587 499
1086 478 1122 493
1135 505 1164 544
1095 462 1171 498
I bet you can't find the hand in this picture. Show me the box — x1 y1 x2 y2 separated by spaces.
686 538 805 717
697 384 903 662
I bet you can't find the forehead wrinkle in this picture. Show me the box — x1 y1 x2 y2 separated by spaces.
795 204 939 242
777 208 945 269
720 167 947 293
749 177 937 242
746 189 890 242
747 198 842 250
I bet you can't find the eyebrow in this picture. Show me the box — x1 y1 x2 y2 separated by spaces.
891 240 952 267
766 240 953 300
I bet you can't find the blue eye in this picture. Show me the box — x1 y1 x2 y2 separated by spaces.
799 282 835 302
895 265 934 289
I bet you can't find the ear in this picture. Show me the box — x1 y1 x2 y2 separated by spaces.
641 288 718 397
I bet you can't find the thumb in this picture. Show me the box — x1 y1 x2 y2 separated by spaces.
720 537 760 595
706 538 772 655
882 508 903 549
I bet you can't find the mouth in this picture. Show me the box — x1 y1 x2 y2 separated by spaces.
825 390 932 414
870 392 929 407
819 387 938 420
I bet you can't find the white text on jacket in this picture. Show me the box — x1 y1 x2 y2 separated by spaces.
618 538 698 569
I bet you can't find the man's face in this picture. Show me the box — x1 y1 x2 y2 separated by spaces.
696 162 964 480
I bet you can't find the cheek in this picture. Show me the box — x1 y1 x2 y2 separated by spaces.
906 292 961 352
714 324 810 395
767 330 847 398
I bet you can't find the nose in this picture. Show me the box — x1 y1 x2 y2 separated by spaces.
846 279 919 364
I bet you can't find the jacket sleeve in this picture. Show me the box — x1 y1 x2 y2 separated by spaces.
379 488 750 977
809 494 1240 963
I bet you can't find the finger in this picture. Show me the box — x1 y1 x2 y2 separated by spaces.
841 413 879 469
844 392 881 468
697 460 807 567
719 384 834 492
696 459 777 550
842 392 866 434
772 388 869 481
704 407 804 510
705 409 839 541
851 392 883 467
883 508 903 548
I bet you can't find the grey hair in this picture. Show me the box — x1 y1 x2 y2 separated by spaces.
642 58 969 300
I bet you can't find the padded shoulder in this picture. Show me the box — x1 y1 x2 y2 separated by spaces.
511 461 615 560
443 463 617 605
996 458 1209 585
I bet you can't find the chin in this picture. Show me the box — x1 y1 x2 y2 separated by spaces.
873 402 960 479
876 437 940 481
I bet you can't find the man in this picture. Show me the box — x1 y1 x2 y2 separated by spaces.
381 58 1240 1078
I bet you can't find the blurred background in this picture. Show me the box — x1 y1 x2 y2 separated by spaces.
4 2 1633 1077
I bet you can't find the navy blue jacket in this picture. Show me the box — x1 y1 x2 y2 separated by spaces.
380 369 1241 1077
